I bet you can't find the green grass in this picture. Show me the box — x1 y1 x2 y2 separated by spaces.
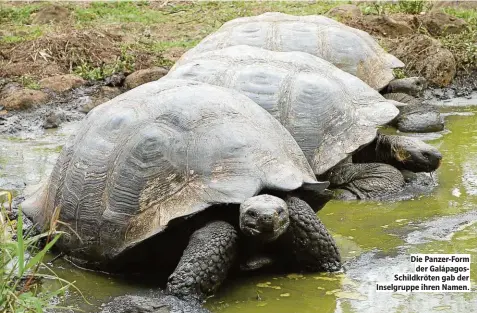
18 76 40 90
73 46 136 80
0 191 82 312
73 1 337 26
2 1 477 79
0 26 44 44
393 68 408 79
150 39 201 53
444 7 477 23
440 8 477 71
74 1 164 24
359 0 432 15
0 4 42 25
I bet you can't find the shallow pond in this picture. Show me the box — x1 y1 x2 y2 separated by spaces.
1 106 476 313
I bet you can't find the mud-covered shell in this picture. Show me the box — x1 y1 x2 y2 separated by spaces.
22 79 323 263
176 12 404 90
167 45 400 175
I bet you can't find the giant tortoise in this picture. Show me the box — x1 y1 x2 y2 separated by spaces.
167 45 442 199
175 12 443 133
176 12 402 91
22 79 340 301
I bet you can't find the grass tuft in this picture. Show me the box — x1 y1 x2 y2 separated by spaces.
0 190 82 312
18 76 40 90
441 8 477 71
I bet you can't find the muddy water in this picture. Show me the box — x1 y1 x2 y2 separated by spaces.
1 106 476 313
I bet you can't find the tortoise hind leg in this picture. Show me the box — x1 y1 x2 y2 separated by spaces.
280 197 341 272
325 162 405 200
166 220 238 301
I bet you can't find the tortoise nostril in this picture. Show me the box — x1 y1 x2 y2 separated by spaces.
261 215 272 222
260 215 275 231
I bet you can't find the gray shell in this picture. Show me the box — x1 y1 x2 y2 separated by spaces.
167 45 400 175
176 12 404 90
23 79 322 262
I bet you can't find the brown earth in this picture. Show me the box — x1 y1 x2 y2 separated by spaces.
0 28 159 79
385 34 456 86
0 29 120 78
31 5 71 25
39 74 86 93
348 14 414 37
327 4 362 19
0 88 50 110
417 12 468 36
342 10 469 86
124 67 169 90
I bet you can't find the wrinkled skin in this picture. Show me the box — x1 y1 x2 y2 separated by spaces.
239 195 290 242
385 77 428 97
325 162 405 200
166 195 341 301
382 77 445 134
322 133 442 200
353 133 442 173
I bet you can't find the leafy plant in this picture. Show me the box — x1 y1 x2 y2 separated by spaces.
74 47 136 80
18 76 41 90
361 2 386 16
393 68 408 79
441 8 477 72
0 191 82 312
397 0 427 14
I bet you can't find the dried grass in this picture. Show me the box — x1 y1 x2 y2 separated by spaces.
2 29 121 73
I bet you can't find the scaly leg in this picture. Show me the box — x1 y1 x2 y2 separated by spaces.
166 220 238 301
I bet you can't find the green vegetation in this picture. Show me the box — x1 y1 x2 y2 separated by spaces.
360 0 432 15
74 1 162 24
0 1 338 80
74 47 136 80
18 76 40 90
0 4 42 25
441 8 477 71
0 27 43 44
0 191 81 312
395 0 429 14
1 1 477 80
393 68 408 79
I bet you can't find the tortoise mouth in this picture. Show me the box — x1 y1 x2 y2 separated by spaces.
242 219 289 242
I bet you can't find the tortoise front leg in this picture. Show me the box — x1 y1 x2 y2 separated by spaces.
281 197 341 272
166 220 238 301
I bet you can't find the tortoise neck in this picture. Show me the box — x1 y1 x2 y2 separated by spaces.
352 133 394 164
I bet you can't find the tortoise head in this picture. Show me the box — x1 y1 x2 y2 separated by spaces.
239 195 289 243
384 135 442 173
388 77 428 97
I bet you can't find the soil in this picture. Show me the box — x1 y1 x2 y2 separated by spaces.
0 29 124 78
385 34 457 87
